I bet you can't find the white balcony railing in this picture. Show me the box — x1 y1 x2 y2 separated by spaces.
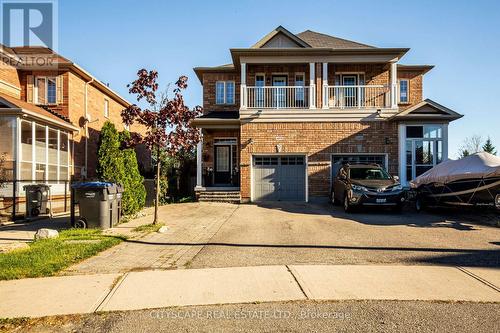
245 86 311 109
324 85 391 109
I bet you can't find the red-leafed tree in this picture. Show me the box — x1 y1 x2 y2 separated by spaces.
122 69 202 224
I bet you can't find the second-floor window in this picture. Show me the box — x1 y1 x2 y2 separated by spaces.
104 99 109 118
399 79 409 103
35 77 57 105
215 81 235 105
295 73 305 106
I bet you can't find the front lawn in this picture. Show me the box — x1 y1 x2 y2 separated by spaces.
0 229 125 280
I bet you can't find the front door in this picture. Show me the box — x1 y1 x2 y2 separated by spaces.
272 76 287 108
214 145 231 184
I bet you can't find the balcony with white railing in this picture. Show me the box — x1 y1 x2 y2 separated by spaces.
323 85 391 109
244 86 313 109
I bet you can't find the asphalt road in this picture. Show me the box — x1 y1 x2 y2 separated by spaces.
188 202 500 268
5 300 499 332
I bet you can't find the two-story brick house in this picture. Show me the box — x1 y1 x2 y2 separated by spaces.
0 44 149 216
192 26 462 203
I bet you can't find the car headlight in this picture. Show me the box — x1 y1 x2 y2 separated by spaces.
391 184 403 191
351 184 368 192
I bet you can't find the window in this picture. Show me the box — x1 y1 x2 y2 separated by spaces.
18 120 72 182
405 125 444 180
104 99 109 118
215 81 235 105
295 73 305 106
399 79 409 103
47 78 56 104
255 75 265 107
35 77 57 105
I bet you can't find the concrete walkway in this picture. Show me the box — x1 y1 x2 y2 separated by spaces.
1 265 499 318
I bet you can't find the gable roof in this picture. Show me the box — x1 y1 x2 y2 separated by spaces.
251 26 376 50
296 30 375 49
0 92 78 130
390 99 463 121
251 26 311 48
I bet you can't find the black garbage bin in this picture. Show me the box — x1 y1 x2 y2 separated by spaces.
23 184 51 218
71 182 117 229
113 184 124 226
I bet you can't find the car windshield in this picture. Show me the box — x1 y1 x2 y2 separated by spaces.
349 167 392 180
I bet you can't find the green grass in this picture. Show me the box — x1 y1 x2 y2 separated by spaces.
132 223 164 233
0 229 124 280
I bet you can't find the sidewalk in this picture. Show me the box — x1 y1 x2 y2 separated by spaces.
1 265 499 318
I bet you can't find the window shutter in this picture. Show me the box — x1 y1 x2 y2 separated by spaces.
27 75 34 103
56 75 64 104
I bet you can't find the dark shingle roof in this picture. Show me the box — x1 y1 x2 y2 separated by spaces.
296 30 375 49
199 111 239 119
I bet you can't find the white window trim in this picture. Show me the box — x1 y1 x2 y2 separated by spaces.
215 81 236 105
398 79 410 104
34 76 58 105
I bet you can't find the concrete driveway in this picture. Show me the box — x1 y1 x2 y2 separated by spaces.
61 202 500 274
188 202 500 269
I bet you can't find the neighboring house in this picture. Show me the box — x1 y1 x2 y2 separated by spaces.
0 44 149 216
192 26 462 203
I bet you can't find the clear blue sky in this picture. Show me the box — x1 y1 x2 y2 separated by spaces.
58 0 500 157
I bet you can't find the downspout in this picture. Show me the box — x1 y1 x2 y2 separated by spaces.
84 78 94 178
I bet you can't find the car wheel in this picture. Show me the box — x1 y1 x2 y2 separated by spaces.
343 194 352 213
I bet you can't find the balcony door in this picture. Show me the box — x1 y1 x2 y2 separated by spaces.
272 76 287 108
342 75 357 108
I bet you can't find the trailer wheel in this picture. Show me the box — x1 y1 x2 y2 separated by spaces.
74 219 87 229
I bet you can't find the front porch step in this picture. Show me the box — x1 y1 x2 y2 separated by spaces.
197 191 241 204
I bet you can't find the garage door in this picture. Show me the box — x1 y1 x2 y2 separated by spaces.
331 154 386 179
253 155 306 201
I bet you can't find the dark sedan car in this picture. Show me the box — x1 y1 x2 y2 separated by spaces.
331 163 406 212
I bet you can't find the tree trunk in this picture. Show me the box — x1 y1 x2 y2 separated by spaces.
153 146 161 224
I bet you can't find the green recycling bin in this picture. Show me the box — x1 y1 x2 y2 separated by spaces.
71 182 117 229
23 184 51 218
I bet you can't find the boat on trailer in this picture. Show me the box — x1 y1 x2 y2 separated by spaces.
410 152 500 211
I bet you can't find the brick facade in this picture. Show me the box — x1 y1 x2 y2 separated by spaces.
239 122 399 201
397 69 423 110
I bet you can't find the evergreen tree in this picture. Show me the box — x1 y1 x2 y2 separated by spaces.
120 131 146 214
97 121 124 183
482 137 497 155
459 149 470 158
97 121 145 216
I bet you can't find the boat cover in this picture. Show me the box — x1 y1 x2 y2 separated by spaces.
411 152 500 187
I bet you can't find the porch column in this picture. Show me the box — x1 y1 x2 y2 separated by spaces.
240 63 247 109
390 61 398 109
322 62 328 109
196 130 203 189
309 62 316 109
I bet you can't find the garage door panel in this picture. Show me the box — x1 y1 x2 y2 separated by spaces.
253 156 305 202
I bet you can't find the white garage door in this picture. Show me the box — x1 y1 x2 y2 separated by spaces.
253 155 306 202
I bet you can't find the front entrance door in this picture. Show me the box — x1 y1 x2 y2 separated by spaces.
214 145 231 184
